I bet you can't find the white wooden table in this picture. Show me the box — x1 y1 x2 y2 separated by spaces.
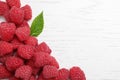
4 0 120 80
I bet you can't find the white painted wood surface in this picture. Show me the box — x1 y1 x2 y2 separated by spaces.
2 0 120 80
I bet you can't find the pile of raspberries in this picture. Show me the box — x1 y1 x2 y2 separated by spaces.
0 0 86 80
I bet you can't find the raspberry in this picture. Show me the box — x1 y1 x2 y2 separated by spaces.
49 56 59 69
0 65 12 79
29 75 36 80
18 20 29 28
0 22 16 41
9 6 24 25
0 41 13 57
15 27 30 41
42 65 58 79
6 0 21 8
0 1 9 15
17 45 34 59
35 42 52 54
11 37 23 49
15 65 32 80
21 5 32 21
70 67 86 80
24 36 38 46
5 56 24 71
55 68 69 80
34 52 51 68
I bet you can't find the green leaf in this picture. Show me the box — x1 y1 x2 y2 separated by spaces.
30 11 44 36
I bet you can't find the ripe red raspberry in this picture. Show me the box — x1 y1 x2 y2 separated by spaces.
55 68 69 80
34 52 51 68
35 42 52 54
5 56 24 71
24 36 38 46
70 67 86 80
0 65 12 79
21 5 32 21
49 56 59 69
42 65 58 79
15 27 30 41
11 37 23 49
0 41 13 57
6 0 21 8
0 1 9 15
18 20 29 28
29 75 36 80
15 65 32 80
9 6 24 25
17 45 34 59
0 22 16 41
